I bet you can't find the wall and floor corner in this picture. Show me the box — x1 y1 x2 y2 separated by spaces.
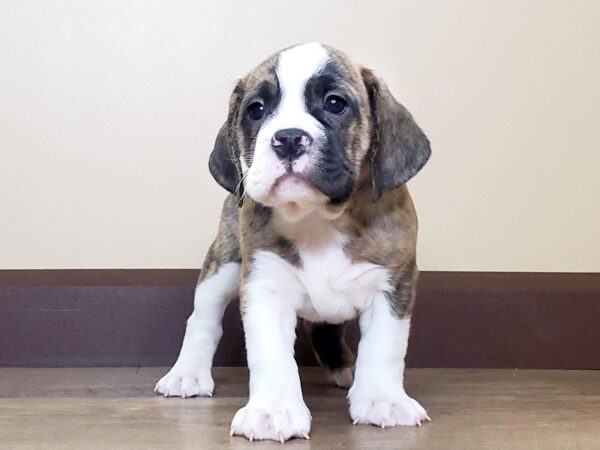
1 2 598 368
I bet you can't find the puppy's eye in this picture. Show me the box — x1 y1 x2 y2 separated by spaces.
247 102 265 120
324 95 347 115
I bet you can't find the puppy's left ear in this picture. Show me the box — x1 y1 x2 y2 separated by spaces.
208 81 245 202
361 68 431 200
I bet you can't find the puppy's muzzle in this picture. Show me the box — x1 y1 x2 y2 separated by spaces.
271 128 312 162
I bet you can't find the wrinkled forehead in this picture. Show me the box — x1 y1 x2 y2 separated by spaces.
242 43 365 102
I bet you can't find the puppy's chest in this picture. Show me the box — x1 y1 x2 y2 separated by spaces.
293 238 390 323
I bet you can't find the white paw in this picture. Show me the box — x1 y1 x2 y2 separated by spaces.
154 368 214 398
348 385 430 427
230 394 311 442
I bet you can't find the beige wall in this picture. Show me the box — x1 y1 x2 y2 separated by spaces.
1 0 598 271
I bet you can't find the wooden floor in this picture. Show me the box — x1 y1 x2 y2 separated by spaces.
1 368 599 449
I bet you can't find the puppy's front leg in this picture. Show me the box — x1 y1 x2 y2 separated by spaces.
230 252 310 443
155 261 240 398
348 292 429 427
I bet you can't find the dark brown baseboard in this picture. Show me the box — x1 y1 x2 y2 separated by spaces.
1 270 598 369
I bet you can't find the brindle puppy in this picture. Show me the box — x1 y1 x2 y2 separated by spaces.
155 43 431 443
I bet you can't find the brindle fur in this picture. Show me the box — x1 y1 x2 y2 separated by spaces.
201 44 430 376
197 195 241 284
239 199 301 269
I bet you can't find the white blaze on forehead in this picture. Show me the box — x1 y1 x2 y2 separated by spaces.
268 43 330 136
276 43 330 105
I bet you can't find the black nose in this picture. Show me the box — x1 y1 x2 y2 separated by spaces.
271 128 312 160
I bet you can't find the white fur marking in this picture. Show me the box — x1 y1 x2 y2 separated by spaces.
348 295 429 426
274 211 391 323
230 251 311 442
154 262 240 398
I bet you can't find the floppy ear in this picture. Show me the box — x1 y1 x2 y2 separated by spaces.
208 82 244 200
208 122 241 195
361 68 431 200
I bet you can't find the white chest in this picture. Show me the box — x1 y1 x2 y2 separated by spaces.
294 237 390 323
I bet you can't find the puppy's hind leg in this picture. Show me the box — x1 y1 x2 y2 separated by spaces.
155 196 241 398
307 322 355 388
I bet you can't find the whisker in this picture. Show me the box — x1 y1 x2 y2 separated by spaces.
235 167 249 197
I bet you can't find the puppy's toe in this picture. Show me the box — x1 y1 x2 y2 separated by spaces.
154 368 214 398
230 394 311 442
349 384 429 427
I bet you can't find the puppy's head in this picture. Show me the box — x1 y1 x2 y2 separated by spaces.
209 43 430 222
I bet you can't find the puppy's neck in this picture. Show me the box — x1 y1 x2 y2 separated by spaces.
272 207 346 251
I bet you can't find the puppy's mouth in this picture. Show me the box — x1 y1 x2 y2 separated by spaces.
273 173 313 190
270 173 322 202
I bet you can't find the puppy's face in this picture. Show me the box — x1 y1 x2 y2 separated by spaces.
237 44 370 220
209 43 431 222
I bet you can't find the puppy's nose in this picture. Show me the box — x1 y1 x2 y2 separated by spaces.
271 128 312 160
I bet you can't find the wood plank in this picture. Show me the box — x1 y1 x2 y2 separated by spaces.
0 367 599 449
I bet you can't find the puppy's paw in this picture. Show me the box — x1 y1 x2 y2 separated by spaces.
327 367 354 388
154 368 214 398
230 394 311 442
348 385 429 427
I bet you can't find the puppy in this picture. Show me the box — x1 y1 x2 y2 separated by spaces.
155 43 431 442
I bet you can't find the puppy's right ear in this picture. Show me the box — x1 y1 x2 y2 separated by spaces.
208 82 244 200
